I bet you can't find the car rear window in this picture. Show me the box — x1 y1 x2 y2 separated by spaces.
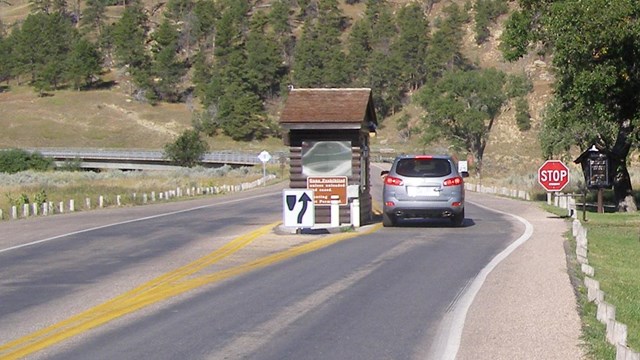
395 158 451 177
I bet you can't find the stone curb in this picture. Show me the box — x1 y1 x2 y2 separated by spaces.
573 219 640 359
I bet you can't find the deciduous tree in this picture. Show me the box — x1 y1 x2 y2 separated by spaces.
540 0 640 211
418 68 507 176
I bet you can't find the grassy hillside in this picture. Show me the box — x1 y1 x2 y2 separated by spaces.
0 0 556 187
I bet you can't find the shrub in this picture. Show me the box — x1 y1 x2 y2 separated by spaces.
0 149 54 173
163 129 209 168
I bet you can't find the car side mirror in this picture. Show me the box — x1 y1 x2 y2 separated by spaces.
460 171 469 178
380 170 389 179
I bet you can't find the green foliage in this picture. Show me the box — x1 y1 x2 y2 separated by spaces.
505 73 533 98
292 7 349 88
58 158 83 171
514 97 531 131
192 0 219 46
499 0 555 61
0 149 54 174
418 68 508 175
81 0 107 37
66 38 102 90
10 12 80 89
424 3 470 82
163 129 208 167
541 0 640 153
245 18 285 100
111 2 149 69
536 0 640 209
216 82 269 141
473 0 508 45
5 193 30 207
499 9 532 61
34 189 48 205
0 0 487 145
346 18 372 85
396 113 414 141
146 19 186 102
0 35 10 83
393 3 430 90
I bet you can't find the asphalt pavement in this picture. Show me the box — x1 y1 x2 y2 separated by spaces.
269 189 585 359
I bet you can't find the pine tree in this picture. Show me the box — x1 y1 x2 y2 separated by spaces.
292 1 348 87
66 38 102 90
81 0 107 37
147 19 186 102
192 0 218 49
111 2 149 69
11 12 77 91
393 3 430 90
246 16 284 100
346 18 373 86
0 29 11 83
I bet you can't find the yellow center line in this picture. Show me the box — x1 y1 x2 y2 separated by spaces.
0 222 382 359
0 222 276 359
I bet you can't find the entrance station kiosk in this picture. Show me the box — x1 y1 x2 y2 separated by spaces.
279 88 378 226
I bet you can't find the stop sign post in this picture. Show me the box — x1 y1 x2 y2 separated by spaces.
538 160 570 192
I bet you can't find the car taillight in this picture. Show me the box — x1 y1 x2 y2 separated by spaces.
443 176 463 186
385 176 403 186
415 155 433 159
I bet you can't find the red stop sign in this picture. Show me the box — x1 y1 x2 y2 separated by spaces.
538 160 570 192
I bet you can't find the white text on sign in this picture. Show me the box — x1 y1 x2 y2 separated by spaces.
306 176 348 206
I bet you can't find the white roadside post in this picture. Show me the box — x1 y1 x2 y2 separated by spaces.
348 184 360 227
330 195 340 227
350 199 360 227
258 150 272 186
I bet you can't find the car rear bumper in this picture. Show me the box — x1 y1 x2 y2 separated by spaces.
386 206 463 219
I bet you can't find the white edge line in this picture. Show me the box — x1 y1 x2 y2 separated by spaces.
429 199 535 360
0 191 279 254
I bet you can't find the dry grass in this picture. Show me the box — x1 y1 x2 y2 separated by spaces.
0 165 285 219
3 0 630 191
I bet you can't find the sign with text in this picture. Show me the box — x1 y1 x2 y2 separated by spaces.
307 176 348 206
587 154 611 189
538 160 570 192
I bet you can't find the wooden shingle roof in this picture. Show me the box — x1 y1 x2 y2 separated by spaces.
279 88 377 130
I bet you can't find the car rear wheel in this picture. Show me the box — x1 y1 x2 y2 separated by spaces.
382 212 396 227
450 209 464 227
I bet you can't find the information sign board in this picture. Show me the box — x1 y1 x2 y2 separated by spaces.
306 176 348 206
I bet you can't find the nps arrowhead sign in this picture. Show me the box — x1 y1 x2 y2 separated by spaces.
538 160 570 192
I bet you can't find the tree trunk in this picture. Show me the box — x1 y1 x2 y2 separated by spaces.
612 157 636 212
611 119 637 212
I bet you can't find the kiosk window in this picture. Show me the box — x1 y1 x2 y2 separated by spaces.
302 141 352 176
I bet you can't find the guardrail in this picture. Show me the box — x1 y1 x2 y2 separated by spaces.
26 148 286 170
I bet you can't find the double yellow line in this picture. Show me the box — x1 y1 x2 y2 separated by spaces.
0 222 381 359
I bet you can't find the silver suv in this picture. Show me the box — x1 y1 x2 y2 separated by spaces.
382 155 467 227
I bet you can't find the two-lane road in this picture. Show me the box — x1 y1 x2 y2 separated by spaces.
0 178 527 359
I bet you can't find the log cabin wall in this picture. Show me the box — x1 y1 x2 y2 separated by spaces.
287 130 373 224
279 88 378 226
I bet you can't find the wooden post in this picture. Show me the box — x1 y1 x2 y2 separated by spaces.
597 188 604 213
582 191 587 222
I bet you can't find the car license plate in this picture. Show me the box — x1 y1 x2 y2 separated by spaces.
407 186 439 197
